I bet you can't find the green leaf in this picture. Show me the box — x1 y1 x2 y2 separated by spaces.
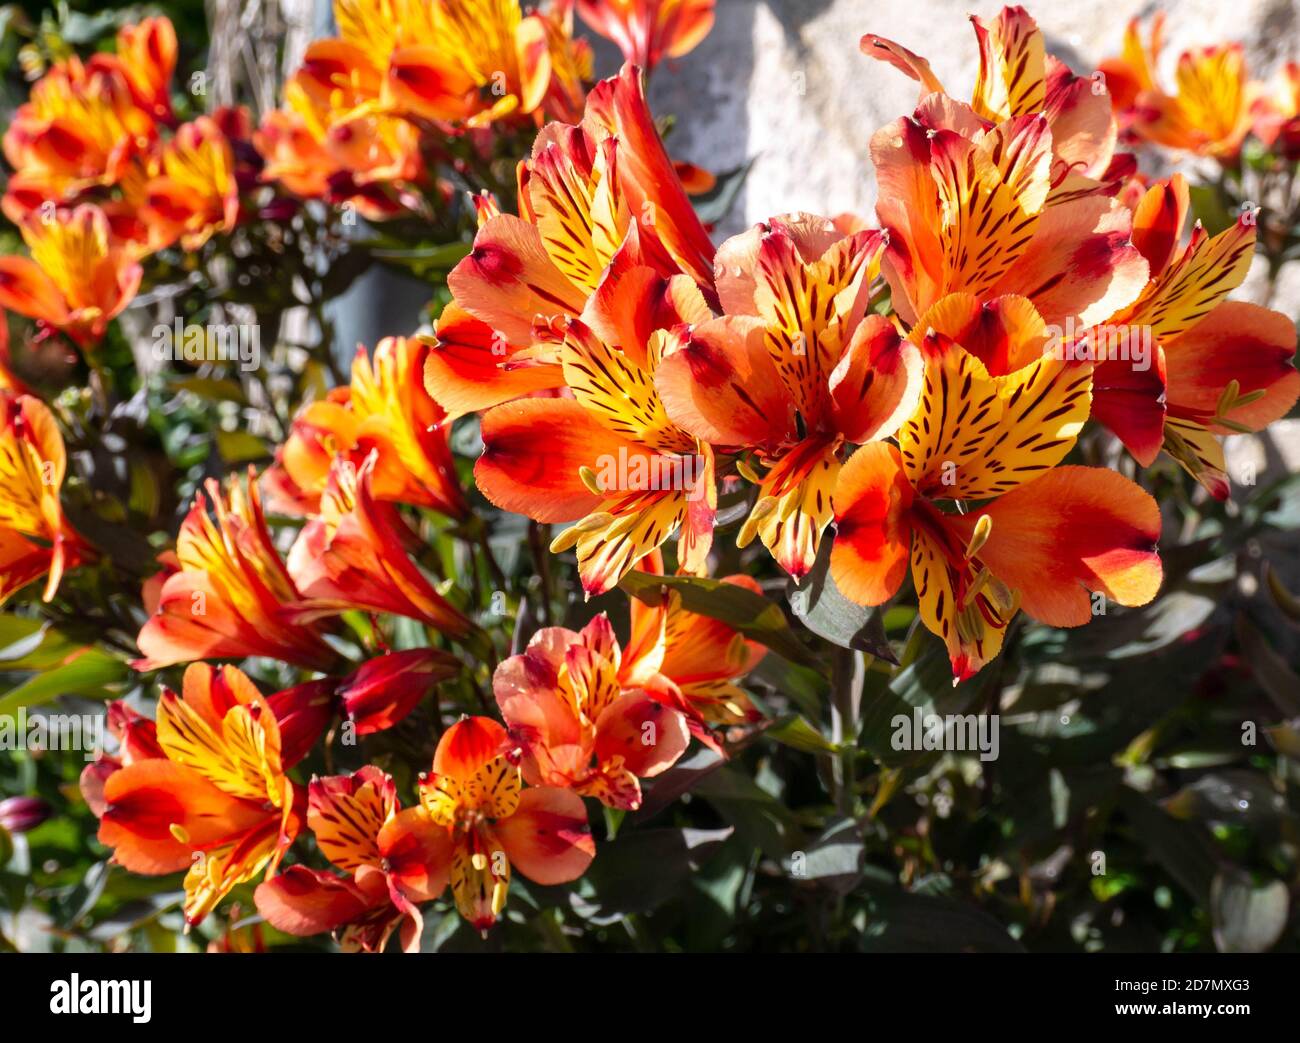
785 816 863 894
215 429 269 464
858 640 984 766
0 650 128 716
171 376 248 405
620 570 820 668
569 827 732 923
0 619 84 671
786 537 897 661
858 883 1025 953
1117 787 1218 903
693 767 803 859
762 713 841 755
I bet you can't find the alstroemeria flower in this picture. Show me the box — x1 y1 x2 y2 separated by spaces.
494 614 692 809
865 91 1148 334
114 17 178 123
1090 176 1300 498
385 0 549 125
255 41 425 218
417 716 595 930
656 214 923 579
133 469 338 672
266 337 467 519
0 56 156 219
576 0 714 72
620 557 767 727
475 258 716 595
443 63 715 371
863 5 1134 207
830 304 1162 681
339 648 461 735
287 454 474 639
140 116 240 252
1098 14 1256 160
0 392 90 606
0 205 143 348
79 702 164 818
1252 62 1300 160
256 767 454 952
97 664 305 926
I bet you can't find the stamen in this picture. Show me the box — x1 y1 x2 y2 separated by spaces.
963 515 993 560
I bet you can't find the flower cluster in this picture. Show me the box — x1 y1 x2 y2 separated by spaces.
255 0 593 220
0 4 712 359
1099 11 1300 163
433 6 1299 682
87 579 758 941
4 3 1296 954
0 18 255 346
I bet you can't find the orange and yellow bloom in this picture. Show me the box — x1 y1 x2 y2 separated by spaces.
494 613 692 808
1091 176 1300 498
256 767 454 952
96 664 305 926
1099 14 1256 160
829 309 1163 680
266 336 467 519
417 716 595 930
134 470 338 672
286 454 474 639
0 392 89 606
0 205 142 348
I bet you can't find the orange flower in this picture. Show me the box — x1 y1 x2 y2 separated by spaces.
474 260 717 595
443 64 716 367
1098 15 1256 159
1252 62 1300 161
621 557 767 727
1 56 156 219
0 392 89 606
286 454 474 639
864 6 1134 207
114 16 178 123
864 66 1147 333
386 2 543 125
97 664 305 926
267 337 467 519
139 116 240 252
1091 176 1300 498
494 613 692 808
830 307 1162 681
575 0 715 72
0 205 142 348
417 716 595 930
255 40 424 217
655 215 923 579
256 767 454 952
133 469 338 672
